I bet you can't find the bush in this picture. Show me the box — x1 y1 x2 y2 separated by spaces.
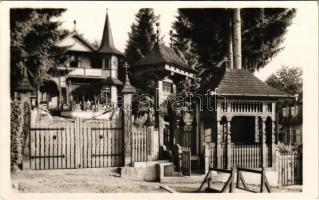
276 142 302 153
11 100 23 172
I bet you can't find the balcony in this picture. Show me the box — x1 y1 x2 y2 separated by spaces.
58 67 110 78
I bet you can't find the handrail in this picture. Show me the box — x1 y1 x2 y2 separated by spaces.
237 167 262 174
198 167 235 193
198 166 271 193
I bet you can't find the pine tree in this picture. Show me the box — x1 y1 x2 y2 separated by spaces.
173 8 296 86
10 8 68 95
124 8 159 66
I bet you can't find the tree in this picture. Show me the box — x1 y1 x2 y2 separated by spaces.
172 8 296 86
10 8 68 95
266 66 302 95
124 8 159 66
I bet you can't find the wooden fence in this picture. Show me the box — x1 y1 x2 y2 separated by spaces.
276 151 302 186
30 116 123 170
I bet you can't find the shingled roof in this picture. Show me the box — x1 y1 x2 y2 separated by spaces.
215 68 291 97
133 43 194 72
98 10 123 55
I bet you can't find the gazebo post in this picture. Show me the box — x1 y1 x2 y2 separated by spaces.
226 118 232 169
261 118 267 168
216 120 222 168
272 121 276 168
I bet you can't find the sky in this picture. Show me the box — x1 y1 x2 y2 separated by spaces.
58 3 317 81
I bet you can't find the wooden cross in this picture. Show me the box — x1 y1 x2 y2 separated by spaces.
123 62 129 74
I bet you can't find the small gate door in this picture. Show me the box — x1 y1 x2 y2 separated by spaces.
79 118 123 168
181 150 191 176
30 120 76 170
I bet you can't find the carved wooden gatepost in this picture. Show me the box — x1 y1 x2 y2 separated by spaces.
122 63 136 166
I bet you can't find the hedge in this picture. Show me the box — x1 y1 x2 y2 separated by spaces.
11 100 23 172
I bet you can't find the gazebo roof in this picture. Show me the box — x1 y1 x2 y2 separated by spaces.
215 68 292 98
133 43 195 73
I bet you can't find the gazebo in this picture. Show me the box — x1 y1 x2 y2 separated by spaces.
201 68 292 170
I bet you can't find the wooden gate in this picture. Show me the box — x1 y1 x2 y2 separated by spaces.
29 116 123 170
131 125 148 162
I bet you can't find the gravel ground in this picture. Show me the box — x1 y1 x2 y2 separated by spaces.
11 168 302 193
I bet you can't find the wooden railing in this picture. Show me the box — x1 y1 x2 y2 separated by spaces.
220 101 272 113
231 144 272 168
231 144 261 168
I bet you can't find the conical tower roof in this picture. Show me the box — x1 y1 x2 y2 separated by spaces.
98 10 123 55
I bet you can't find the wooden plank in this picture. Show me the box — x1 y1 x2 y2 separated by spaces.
101 122 104 167
107 120 111 166
57 128 61 169
132 127 135 162
85 123 88 168
66 126 70 168
159 185 177 193
92 126 96 168
70 125 74 168
39 130 43 170
86 127 93 167
29 130 33 169
43 134 48 170
110 122 114 166
61 123 65 169
30 128 64 131
35 129 39 170
114 122 118 166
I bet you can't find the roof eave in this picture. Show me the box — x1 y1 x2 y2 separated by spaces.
219 93 294 98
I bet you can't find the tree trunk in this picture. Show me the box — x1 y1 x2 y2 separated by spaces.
228 14 234 69
232 8 242 69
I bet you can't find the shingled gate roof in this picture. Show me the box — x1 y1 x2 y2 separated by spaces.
133 43 195 72
215 68 292 97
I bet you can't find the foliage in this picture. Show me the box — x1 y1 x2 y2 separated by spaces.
124 8 159 66
173 8 296 87
123 9 160 116
266 65 302 95
10 8 68 93
11 100 23 172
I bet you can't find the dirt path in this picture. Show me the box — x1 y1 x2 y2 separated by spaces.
11 168 302 193
11 168 166 193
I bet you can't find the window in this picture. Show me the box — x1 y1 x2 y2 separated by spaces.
267 103 272 112
162 82 173 94
102 57 111 69
70 55 79 68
